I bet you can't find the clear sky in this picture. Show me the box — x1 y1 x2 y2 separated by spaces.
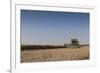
21 10 89 45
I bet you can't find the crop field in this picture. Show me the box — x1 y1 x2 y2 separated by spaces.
21 45 89 63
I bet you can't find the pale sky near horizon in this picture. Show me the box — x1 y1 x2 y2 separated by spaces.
21 10 89 45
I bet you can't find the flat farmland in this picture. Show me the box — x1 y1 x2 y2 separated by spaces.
21 46 89 63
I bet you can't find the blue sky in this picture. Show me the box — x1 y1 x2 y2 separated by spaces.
21 10 89 45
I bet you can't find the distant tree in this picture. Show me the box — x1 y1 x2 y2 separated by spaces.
64 43 66 48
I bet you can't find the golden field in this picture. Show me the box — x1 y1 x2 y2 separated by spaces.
21 46 89 63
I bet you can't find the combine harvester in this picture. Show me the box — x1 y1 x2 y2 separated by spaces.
64 39 80 48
